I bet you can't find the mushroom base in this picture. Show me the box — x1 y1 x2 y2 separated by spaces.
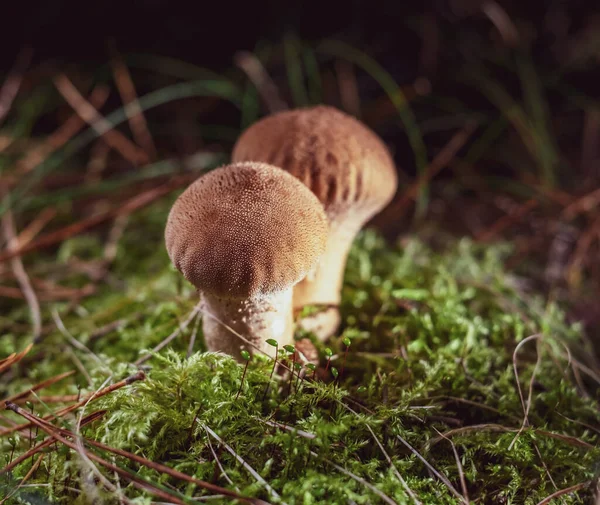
296 306 341 342
293 221 359 340
200 289 294 361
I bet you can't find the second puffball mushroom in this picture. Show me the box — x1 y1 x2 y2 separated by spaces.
165 162 328 360
232 106 398 339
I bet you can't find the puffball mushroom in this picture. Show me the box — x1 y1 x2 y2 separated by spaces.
165 162 328 361
232 105 398 339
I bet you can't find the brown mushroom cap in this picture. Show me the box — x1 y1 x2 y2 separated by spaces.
165 162 328 299
232 105 398 219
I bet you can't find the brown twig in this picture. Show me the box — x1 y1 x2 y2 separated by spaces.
0 453 44 504
428 423 593 451
481 0 520 47
335 60 361 118
0 371 145 436
0 48 33 124
0 343 33 374
0 413 18 427
75 381 134 503
17 85 110 174
308 450 397 505
432 427 470 504
234 51 288 113
563 186 600 220
342 404 422 505
384 122 478 223
53 73 148 165
88 312 144 342
566 214 600 286
16 394 80 404
5 402 266 504
0 282 95 301
508 334 543 450
0 135 14 153
187 311 202 358
0 409 106 475
532 441 558 491
2 370 75 405
535 481 590 505
32 278 96 297
534 429 594 450
477 198 539 243
2 207 42 339
396 433 466 503
556 411 600 437
6 404 189 504
0 175 195 263
259 418 316 440
428 423 517 447
14 207 57 249
203 425 237 488
103 214 129 263
203 423 282 503
109 44 157 159
85 138 111 183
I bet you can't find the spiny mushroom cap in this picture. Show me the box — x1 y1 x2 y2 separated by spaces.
232 105 398 220
165 162 328 300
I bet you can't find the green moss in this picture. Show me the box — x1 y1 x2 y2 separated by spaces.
1 201 599 504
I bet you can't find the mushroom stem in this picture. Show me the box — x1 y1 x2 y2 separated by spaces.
293 221 360 339
201 289 294 361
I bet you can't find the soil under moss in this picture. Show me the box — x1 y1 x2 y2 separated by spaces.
1 199 599 504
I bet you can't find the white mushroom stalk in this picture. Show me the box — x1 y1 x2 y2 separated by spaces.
201 290 293 359
232 106 398 340
165 162 328 361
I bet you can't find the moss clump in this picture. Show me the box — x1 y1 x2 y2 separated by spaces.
1 201 599 504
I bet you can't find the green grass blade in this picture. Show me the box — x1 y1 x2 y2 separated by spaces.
301 43 323 104
284 33 309 107
240 80 260 129
515 53 559 187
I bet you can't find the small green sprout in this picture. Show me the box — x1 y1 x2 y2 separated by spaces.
294 362 303 390
8 436 16 464
340 337 352 378
324 347 333 372
305 363 317 380
283 344 297 397
235 350 251 401
263 339 279 401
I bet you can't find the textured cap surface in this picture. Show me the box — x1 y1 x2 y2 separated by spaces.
165 162 328 299
232 106 398 218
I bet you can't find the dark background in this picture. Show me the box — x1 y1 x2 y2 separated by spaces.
2 1 594 70
4 0 412 69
